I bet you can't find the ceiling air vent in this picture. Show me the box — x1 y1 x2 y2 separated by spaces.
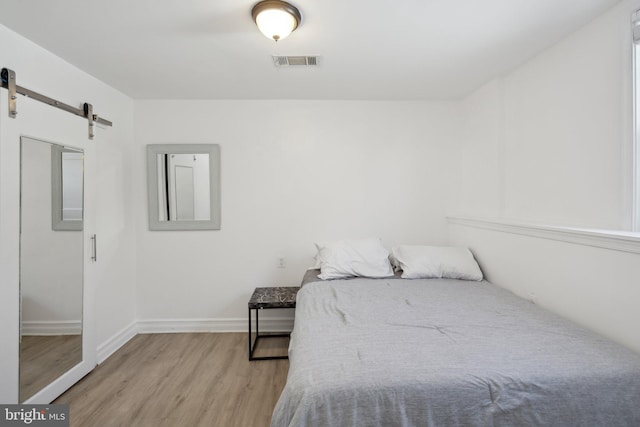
272 56 319 67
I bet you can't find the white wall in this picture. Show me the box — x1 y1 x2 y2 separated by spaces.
450 0 640 353
451 79 505 218
134 100 459 323
0 24 136 403
455 0 638 230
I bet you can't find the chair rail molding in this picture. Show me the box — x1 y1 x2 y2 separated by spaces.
447 216 640 254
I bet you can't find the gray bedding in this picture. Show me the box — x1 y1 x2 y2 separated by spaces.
271 277 640 427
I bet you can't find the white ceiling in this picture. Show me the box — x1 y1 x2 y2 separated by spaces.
0 0 622 100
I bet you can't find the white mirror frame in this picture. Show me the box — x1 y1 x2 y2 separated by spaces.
146 144 221 231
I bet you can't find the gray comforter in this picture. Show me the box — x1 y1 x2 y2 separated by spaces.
271 277 640 426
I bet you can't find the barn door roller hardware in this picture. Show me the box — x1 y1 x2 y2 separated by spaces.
0 67 113 140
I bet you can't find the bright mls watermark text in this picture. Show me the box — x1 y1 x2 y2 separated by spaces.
0 405 68 427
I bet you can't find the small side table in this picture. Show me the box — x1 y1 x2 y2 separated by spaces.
248 286 300 361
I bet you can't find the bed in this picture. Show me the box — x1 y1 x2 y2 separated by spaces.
272 260 640 426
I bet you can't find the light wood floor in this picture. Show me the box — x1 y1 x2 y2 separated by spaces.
20 335 82 402
54 333 289 427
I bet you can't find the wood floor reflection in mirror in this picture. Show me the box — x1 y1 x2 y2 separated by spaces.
19 335 82 402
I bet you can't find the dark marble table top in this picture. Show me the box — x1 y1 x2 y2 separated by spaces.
248 287 300 309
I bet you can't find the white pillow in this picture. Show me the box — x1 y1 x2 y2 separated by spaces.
391 246 483 281
315 238 394 280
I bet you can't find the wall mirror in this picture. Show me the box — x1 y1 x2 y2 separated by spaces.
20 136 84 402
146 144 221 230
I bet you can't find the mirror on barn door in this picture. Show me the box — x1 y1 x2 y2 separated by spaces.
19 136 84 402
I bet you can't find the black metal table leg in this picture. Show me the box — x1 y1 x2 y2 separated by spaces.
248 287 299 361
248 307 290 361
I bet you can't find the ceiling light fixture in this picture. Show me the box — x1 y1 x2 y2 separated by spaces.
251 0 302 42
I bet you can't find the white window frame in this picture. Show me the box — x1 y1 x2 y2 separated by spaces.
633 10 640 231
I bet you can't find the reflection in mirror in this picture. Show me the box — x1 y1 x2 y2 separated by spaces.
156 153 211 221
20 137 83 402
51 145 83 231
147 144 221 231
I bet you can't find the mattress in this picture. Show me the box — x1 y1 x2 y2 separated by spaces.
271 276 640 426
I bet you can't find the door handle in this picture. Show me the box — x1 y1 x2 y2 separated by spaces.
91 234 97 262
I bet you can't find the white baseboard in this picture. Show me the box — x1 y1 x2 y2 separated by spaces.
21 320 82 336
137 317 295 334
96 321 138 364
95 317 294 364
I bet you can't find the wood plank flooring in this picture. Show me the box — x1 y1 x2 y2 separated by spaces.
20 335 82 402
54 333 289 427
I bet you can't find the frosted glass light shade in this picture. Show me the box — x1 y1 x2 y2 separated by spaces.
252 1 301 42
256 9 295 41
